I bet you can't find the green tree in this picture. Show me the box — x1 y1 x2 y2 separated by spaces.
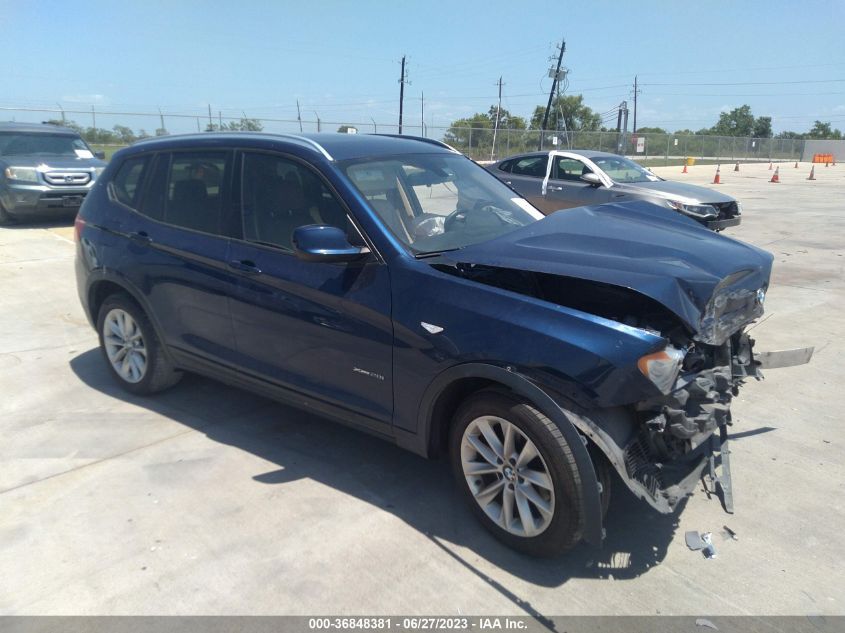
487 106 526 130
112 125 137 144
711 105 755 136
752 116 772 139
227 117 263 132
775 130 805 139
530 94 601 131
337 125 358 134
635 126 667 134
806 120 842 139
443 112 493 149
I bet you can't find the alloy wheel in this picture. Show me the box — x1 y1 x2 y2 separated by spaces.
103 308 147 383
460 415 555 537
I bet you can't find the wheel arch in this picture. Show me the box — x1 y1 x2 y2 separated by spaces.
418 362 604 546
86 272 173 364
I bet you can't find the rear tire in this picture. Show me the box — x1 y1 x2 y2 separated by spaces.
449 390 584 557
96 293 182 395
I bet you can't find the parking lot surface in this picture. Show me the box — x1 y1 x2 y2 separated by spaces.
1 161 843 615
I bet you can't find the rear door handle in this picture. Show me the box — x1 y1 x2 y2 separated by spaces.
128 231 151 244
228 259 261 274
548 185 564 192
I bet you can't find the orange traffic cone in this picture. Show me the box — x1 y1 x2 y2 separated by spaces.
712 165 722 184
768 161 773 170
734 161 740 171
770 166 780 183
808 166 816 180
682 163 688 174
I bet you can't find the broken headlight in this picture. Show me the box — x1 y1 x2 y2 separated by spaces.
667 200 718 220
637 345 686 394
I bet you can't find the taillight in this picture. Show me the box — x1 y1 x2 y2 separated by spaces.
74 215 86 242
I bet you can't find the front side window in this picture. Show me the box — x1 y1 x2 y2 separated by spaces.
140 151 231 233
554 157 591 182
592 155 660 184
241 152 348 251
0 132 91 157
341 153 542 255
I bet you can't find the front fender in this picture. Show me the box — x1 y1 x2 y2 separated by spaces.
416 362 604 546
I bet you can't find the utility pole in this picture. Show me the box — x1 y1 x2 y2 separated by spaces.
218 111 223 130
398 55 408 134
632 75 641 133
539 38 566 150
296 100 303 132
91 105 96 130
421 91 425 137
158 107 166 133
207 104 213 131
491 76 503 160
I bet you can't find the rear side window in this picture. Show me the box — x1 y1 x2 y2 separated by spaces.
110 156 149 209
510 156 547 178
497 160 513 172
140 151 232 234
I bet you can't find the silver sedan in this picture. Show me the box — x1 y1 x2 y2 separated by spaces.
487 149 741 230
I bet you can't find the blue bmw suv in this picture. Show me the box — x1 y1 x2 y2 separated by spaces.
75 132 774 556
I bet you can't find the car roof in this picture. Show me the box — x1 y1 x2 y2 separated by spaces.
0 121 81 135
500 148 620 161
128 132 457 162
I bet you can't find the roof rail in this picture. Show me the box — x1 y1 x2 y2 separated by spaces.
129 131 334 160
372 134 460 154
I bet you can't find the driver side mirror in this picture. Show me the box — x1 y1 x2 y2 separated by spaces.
292 225 370 263
94 150 106 160
580 172 602 187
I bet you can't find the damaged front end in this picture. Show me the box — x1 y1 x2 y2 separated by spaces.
625 330 760 513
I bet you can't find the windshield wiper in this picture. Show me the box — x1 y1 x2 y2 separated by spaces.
415 247 461 259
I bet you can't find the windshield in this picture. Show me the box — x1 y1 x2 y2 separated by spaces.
0 132 91 157
591 155 661 184
341 153 543 255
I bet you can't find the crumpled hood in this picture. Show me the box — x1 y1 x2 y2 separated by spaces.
619 179 736 204
446 200 773 339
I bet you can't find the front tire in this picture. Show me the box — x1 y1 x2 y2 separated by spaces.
97 293 182 395
449 390 584 557
0 202 12 225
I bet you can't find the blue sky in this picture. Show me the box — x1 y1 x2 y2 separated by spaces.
2 0 844 136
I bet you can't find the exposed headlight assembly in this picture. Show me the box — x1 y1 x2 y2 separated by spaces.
3 166 39 184
638 345 686 393
667 200 718 220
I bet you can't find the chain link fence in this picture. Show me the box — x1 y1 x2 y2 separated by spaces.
1 106 804 165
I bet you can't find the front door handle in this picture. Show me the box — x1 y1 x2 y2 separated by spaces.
547 185 563 192
228 259 261 274
128 231 151 244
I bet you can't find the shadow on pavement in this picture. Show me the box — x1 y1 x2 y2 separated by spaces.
70 348 685 594
1 214 76 229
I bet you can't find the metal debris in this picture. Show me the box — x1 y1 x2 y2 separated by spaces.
702 532 717 558
723 525 739 541
695 618 719 630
